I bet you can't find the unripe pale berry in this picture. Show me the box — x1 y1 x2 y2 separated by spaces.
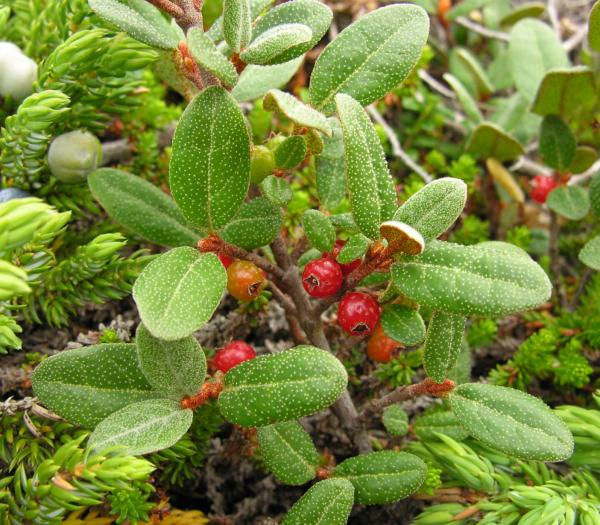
530 175 558 204
47 130 103 184
302 257 343 298
214 340 257 372
227 260 266 302
338 292 380 336
367 324 401 363
328 240 361 275
250 145 275 184
0 42 37 101
0 187 30 203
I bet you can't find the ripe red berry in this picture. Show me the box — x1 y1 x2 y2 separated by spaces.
218 253 234 268
530 175 558 204
367 324 401 363
227 260 266 302
327 240 361 275
302 257 343 298
337 292 380 336
214 340 256 372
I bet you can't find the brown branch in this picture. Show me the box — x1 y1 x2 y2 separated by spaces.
146 0 185 18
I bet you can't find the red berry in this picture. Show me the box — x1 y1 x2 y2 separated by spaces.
302 257 343 298
337 292 380 336
327 240 361 276
530 175 558 204
367 324 401 363
227 260 266 302
214 341 256 372
218 253 234 268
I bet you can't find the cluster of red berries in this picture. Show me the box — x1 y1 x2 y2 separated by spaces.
219 254 267 302
530 174 558 204
214 340 256 372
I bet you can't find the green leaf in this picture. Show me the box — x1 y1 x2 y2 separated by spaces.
589 1 600 52
449 383 574 461
302 209 335 252
257 421 319 485
170 86 251 231
316 117 346 210
309 4 429 112
568 146 598 174
423 311 466 384
413 411 470 441
334 451 427 505
539 115 576 172
207 0 274 42
264 89 332 136
274 135 307 168
589 174 600 217
252 0 332 64
133 248 226 340
446 0 495 20
499 2 546 27
135 324 206 399
466 122 524 162
32 344 159 428
89 399 193 455
260 175 293 206
89 0 180 49
336 93 397 240
240 23 312 65
232 57 303 102
223 0 252 52
393 177 467 243
382 405 409 437
508 19 569 102
187 28 238 87
448 340 472 385
579 236 600 271
330 212 359 233
443 73 483 125
380 304 426 346
218 345 348 427
282 478 354 525
88 168 200 248
455 48 494 97
546 186 590 221
220 196 283 249
391 241 552 316
337 234 369 264
531 67 596 119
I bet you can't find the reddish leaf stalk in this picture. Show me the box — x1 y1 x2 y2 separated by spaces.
180 380 224 410
178 42 205 91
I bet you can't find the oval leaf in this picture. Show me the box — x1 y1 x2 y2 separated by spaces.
274 135 307 168
413 410 470 441
232 57 303 102
382 405 409 437
539 115 576 172
443 73 483 125
240 23 312 65
223 0 252 52
89 399 193 455
579 236 600 271
32 344 159 428
380 304 426 346
449 383 574 461
590 1 600 52
590 173 600 217
218 345 348 427
337 233 369 264
135 323 206 399
170 86 251 231
264 89 332 136
486 158 525 203
466 122 524 162
455 48 494 97
257 421 319 485
302 209 335 252
133 248 226 340
316 117 346 210
187 28 238 87
569 146 598 174
423 311 466 384
88 168 200 247
309 4 429 112
546 186 590 221
334 451 427 505
260 175 293 206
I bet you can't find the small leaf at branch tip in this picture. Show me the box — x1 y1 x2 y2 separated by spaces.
379 220 425 256
486 158 525 203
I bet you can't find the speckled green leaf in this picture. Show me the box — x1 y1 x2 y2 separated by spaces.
579 236 600 270
380 304 426 346
316 117 346 210
448 340 472 385
170 86 251 231
547 186 590 221
220 196 283 249
89 0 180 49
309 4 429 112
302 209 335 252
393 177 467 243
240 23 312 65
590 174 600 217
207 0 274 42
88 168 200 248
508 19 569 102
264 89 332 136
252 0 332 64
531 67 596 118
334 451 427 505
187 28 238 87
133 248 226 340
337 234 369 264
423 311 466 384
218 345 348 427
223 0 252 52
466 122 524 162
569 146 598 174
443 73 483 125
330 213 359 233
260 175 293 206
539 115 576 172
449 383 574 461
391 241 552 316
282 478 354 525
135 324 206 399
336 93 396 240
274 135 307 169
257 421 319 485
499 2 545 27
589 2 600 51
32 344 159 428
413 411 470 441
232 57 303 102
455 48 494 97
305 128 324 155
89 399 192 455
382 405 409 437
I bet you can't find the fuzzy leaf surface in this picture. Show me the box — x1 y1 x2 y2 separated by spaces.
223 0 252 52
532 67 596 118
466 122 524 161
316 117 346 210
539 115 576 171
218 345 348 427
423 311 466 384
337 234 369 263
590 174 600 217
232 58 303 102
240 23 312 65
264 89 332 136
380 304 426 346
449 383 574 461
302 209 335 252
274 135 307 168
546 186 590 221
443 73 483 125
133 248 226 340
187 28 238 87
382 405 409 437
260 175 293 206
207 0 274 42
579 236 600 270
413 411 470 441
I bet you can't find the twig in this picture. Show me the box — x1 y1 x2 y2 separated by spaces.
455 17 510 42
547 0 562 38
564 25 588 52
418 70 456 99
568 159 600 186
147 0 185 18
568 267 593 311
549 210 568 309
